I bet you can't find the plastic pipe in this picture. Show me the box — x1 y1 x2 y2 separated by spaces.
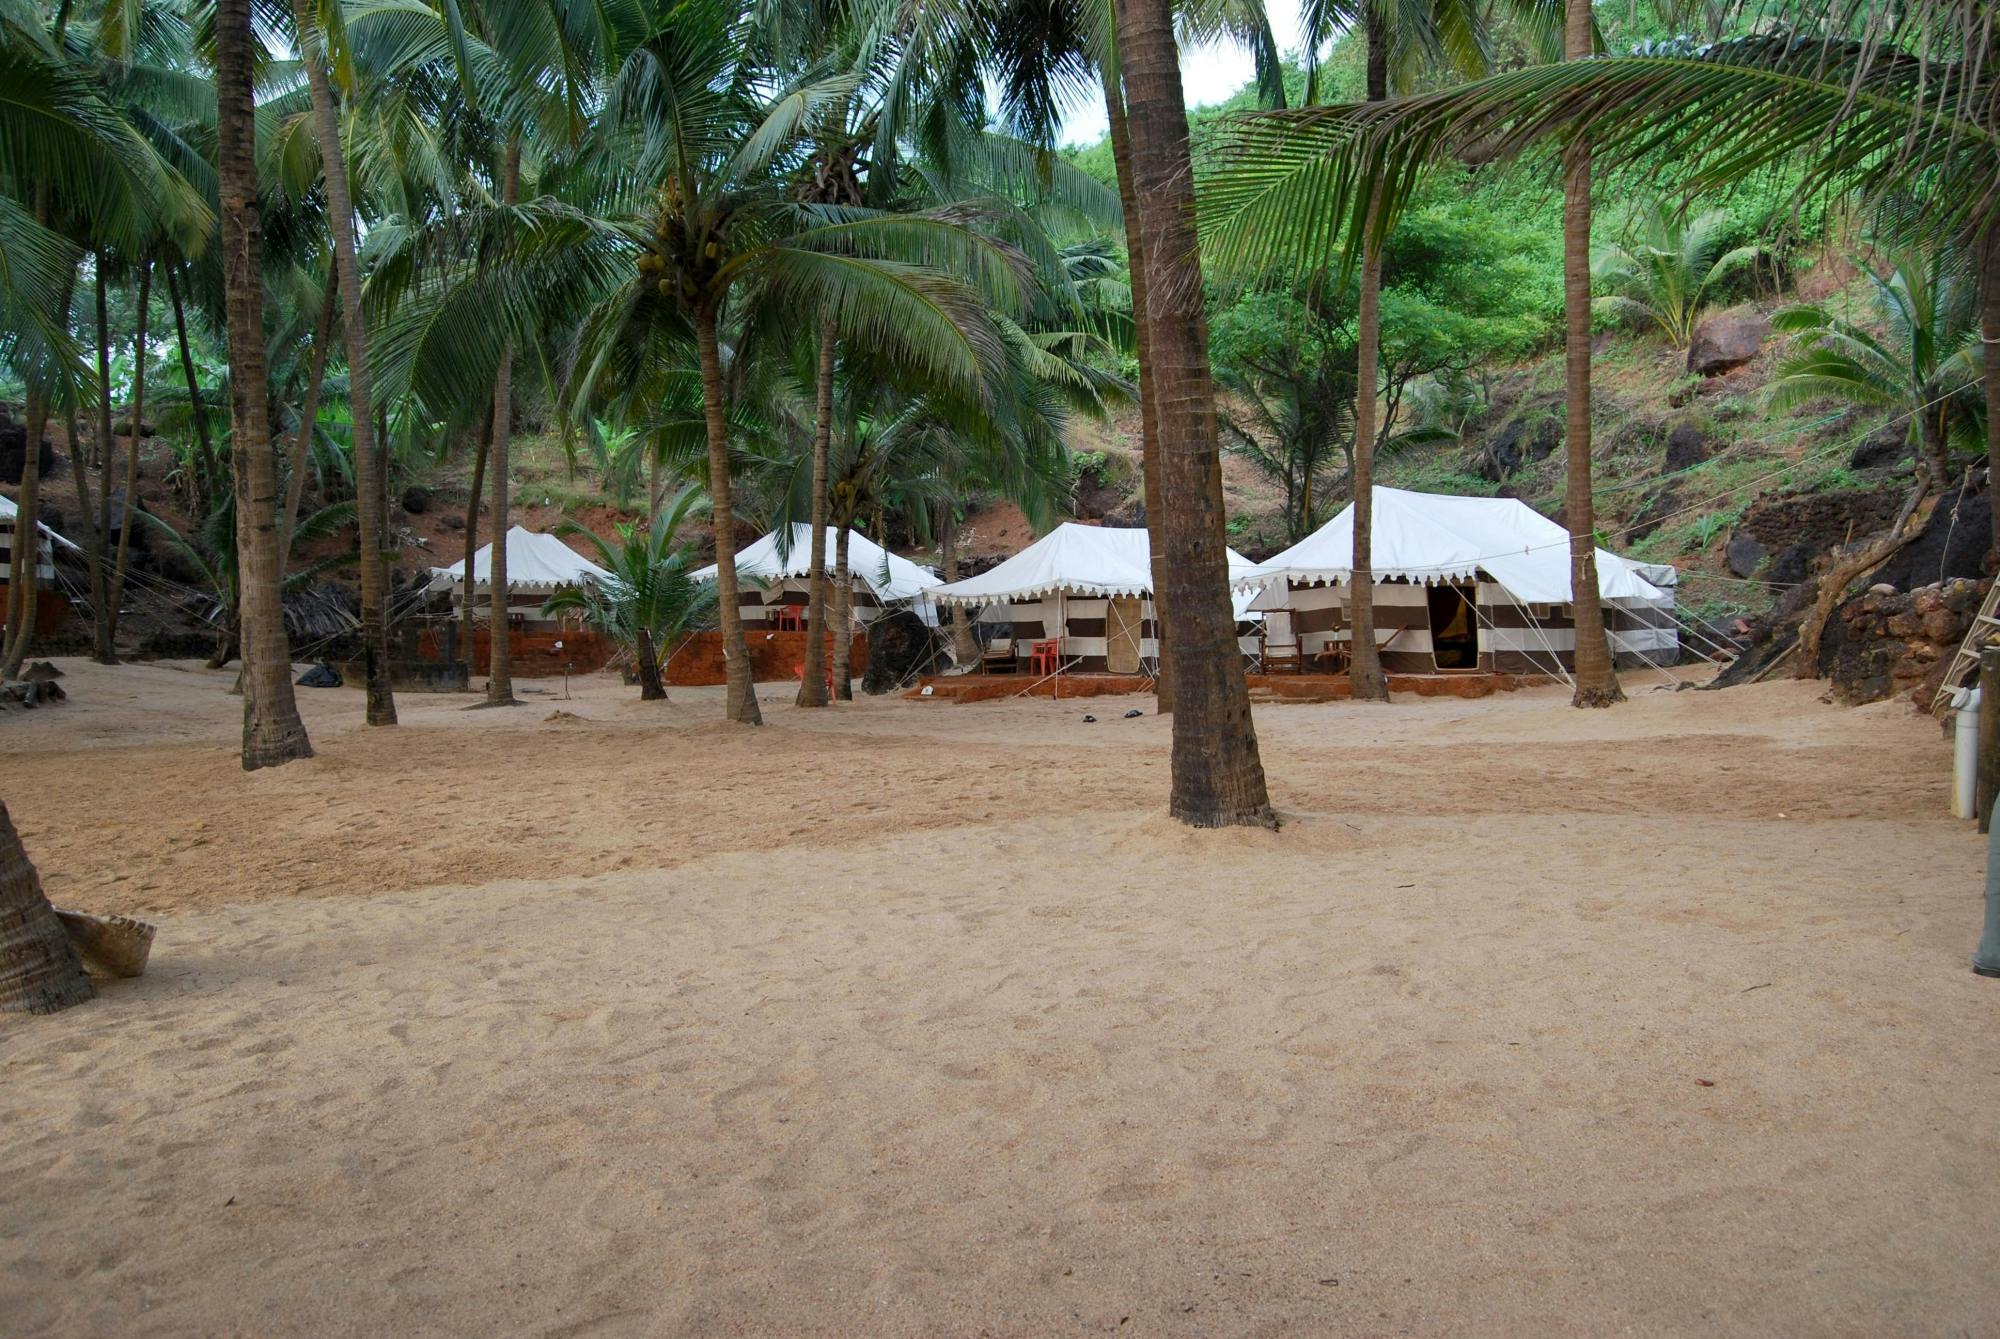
1954 686 1981 820
1977 806 2000 978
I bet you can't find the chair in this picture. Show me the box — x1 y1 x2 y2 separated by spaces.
1260 630 1302 674
981 636 1018 674
1030 637 1063 676
774 605 804 631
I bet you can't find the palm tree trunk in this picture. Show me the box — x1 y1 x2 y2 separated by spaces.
635 627 667 700
107 253 151 646
167 264 221 510
460 405 492 683
298 0 395 726
696 303 761 725
0 801 93 1016
215 0 313 769
0 387 44 677
1561 0 1621 707
459 406 491 680
832 523 854 701
1114 0 1275 828
1103 64 1173 713
279 268 337 559
486 139 521 707
83 254 117 664
1984 223 2000 559
941 505 977 665
798 316 835 707
1347 9 1389 701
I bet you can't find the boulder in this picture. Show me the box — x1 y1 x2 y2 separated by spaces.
1820 577 1990 707
1725 533 1767 578
1663 421 1707 473
1625 484 1682 545
1738 485 1906 555
1849 423 1910 471
1687 312 1769 376
0 421 54 486
443 514 466 531
1869 482 1992 590
1767 543 1811 586
862 609 942 694
400 485 432 515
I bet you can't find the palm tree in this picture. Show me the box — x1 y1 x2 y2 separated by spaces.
543 487 717 701
1207 1 2000 569
1114 0 1275 827
1768 247 1984 488
0 800 93 1016
293 0 397 725
1592 199 1762 348
214 0 313 768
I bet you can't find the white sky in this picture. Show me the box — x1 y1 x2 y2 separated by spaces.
1055 0 1308 146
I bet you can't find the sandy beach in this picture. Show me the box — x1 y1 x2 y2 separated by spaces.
2 660 1995 1336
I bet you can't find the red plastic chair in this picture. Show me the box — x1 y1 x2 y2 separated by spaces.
1030 637 1062 675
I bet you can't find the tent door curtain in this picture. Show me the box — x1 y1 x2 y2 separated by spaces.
1106 595 1143 674
1426 582 1479 670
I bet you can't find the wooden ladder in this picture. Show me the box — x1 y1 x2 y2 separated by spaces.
1931 578 2000 713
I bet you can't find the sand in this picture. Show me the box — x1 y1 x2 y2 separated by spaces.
2 659 1996 1336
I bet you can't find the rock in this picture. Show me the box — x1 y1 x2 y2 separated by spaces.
1472 417 1563 481
1869 582 1898 596
1738 485 1906 555
1767 543 1811 586
1849 423 1909 471
21 661 61 682
1821 577 1991 707
1686 312 1769 376
400 485 432 515
0 680 63 709
0 421 55 486
1726 533 1767 578
1625 485 1682 544
1870 482 1992 590
443 514 466 531
112 418 156 438
1663 421 1707 473
862 609 942 694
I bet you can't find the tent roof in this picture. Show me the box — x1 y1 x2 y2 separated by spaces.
1241 487 1674 607
0 493 80 551
693 525 938 603
427 526 614 594
929 523 1262 614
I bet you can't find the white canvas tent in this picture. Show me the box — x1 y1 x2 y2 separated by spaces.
927 523 1263 672
427 525 613 624
1 492 79 584
693 525 940 628
1238 487 1677 674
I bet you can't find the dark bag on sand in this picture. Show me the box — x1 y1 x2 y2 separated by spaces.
296 663 343 688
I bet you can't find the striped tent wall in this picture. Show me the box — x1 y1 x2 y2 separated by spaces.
1270 577 1680 674
0 520 58 583
737 578 885 627
1282 580 1437 674
1474 585 1679 673
983 595 1259 672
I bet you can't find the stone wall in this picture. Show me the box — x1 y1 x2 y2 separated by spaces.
1819 577 1989 708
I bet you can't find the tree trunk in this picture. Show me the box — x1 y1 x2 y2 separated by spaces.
1981 222 1999 558
1347 8 1390 701
798 316 835 707
84 254 117 663
297 0 395 726
167 264 221 511
696 303 762 724
0 388 45 677
280 268 337 559
941 506 977 665
107 252 151 646
1103 64 1172 713
459 407 491 681
1561 0 1621 707
486 139 521 706
1115 0 1275 827
635 627 667 700
832 523 854 701
216 0 313 769
1796 482 1934 675
0 801 93 1016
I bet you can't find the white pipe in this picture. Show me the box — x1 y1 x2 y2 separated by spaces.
1953 685 1981 819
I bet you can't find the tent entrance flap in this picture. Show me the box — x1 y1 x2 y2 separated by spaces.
1426 582 1479 670
1106 596 1143 673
